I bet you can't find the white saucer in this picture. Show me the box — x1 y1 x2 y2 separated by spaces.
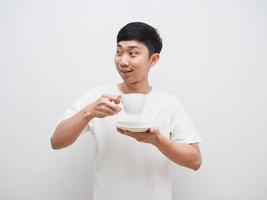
115 121 154 133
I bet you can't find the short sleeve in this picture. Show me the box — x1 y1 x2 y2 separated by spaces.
56 90 98 134
170 99 202 144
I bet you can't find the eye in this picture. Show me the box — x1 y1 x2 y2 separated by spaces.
116 50 122 56
129 51 139 57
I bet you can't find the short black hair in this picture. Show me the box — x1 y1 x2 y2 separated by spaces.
117 22 162 56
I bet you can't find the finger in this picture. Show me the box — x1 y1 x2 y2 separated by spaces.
123 131 143 139
97 105 118 115
104 94 122 104
112 95 122 104
148 127 158 134
117 128 126 134
117 128 131 135
101 99 122 112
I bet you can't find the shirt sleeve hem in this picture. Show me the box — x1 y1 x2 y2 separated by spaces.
173 137 202 144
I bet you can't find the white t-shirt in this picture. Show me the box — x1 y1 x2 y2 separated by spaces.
58 84 202 200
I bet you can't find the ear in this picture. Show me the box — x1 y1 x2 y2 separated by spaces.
149 53 160 67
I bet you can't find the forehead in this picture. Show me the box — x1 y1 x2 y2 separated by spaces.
117 40 147 50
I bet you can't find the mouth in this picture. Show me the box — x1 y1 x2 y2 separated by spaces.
120 68 133 73
120 69 133 77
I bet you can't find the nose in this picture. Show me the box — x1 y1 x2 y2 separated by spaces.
120 54 130 67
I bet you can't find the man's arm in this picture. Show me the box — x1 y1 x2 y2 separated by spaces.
117 128 202 170
51 95 121 150
50 108 93 150
153 134 202 170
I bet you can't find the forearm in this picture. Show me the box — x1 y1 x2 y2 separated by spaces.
153 135 202 170
50 108 93 150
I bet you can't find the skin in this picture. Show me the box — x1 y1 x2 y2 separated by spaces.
50 40 202 170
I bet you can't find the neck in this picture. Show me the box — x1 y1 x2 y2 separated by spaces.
119 81 152 94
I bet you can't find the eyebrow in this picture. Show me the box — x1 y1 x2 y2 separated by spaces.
117 44 140 50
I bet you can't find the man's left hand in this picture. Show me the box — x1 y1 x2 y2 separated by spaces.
117 127 160 145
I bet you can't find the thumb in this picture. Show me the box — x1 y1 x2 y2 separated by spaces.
107 95 122 104
149 127 159 134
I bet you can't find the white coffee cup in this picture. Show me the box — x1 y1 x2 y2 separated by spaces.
121 93 146 115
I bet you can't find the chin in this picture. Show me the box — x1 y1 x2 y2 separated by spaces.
126 80 141 86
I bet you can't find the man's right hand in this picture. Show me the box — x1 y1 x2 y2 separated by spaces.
50 94 122 149
86 94 122 118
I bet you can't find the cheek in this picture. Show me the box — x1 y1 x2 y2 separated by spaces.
132 57 145 67
114 57 120 66
133 58 149 70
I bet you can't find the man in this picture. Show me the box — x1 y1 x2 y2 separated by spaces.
50 22 202 200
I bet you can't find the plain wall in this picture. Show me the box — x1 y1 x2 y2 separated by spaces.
1 0 266 199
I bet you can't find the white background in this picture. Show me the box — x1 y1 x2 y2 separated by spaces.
1 0 266 199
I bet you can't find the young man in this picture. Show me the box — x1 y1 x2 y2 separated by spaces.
51 22 202 200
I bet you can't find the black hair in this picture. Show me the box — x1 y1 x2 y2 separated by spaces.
116 22 162 56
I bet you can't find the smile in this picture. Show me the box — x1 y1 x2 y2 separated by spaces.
120 69 133 73
120 69 133 77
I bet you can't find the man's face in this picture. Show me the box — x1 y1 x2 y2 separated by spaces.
114 40 157 84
